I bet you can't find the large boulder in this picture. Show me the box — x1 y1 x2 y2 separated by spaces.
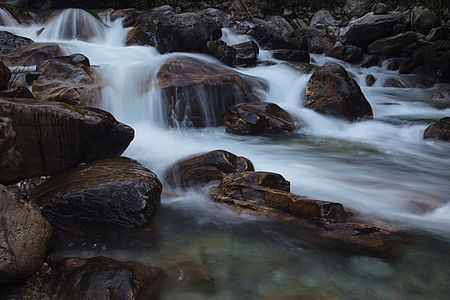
0 2 33 24
247 19 305 51
28 157 161 232
205 40 236 66
155 56 268 127
423 117 450 142
126 7 221 53
339 12 408 47
0 43 63 67
425 23 450 42
0 60 10 90
47 257 163 299
399 40 450 82
0 185 53 284
368 31 418 57
0 31 33 55
224 102 299 136
164 150 254 189
304 62 373 121
0 97 134 185
0 86 34 98
211 171 407 258
292 27 334 54
32 54 103 106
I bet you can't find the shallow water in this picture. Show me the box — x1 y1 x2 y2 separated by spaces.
2 9 450 299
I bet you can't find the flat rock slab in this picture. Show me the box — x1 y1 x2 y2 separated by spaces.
0 97 134 184
28 157 162 232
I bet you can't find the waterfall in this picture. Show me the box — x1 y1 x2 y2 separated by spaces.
39 8 107 42
0 8 19 26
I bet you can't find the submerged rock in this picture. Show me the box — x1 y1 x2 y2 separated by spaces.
155 56 267 127
164 150 254 189
211 171 407 258
28 157 162 232
0 185 53 284
0 97 134 184
32 54 103 106
304 62 373 121
224 102 299 136
0 43 63 67
423 117 450 142
47 256 163 299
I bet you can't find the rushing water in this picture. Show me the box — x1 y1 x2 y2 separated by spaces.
2 9 450 299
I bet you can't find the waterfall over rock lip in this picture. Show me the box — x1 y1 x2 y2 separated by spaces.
40 8 107 42
0 8 19 26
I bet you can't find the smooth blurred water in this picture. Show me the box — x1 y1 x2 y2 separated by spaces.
3 9 450 299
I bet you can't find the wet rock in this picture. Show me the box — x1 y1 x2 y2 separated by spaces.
0 60 10 90
126 8 221 53
47 256 162 299
368 32 417 57
232 41 259 67
310 9 336 28
99 8 141 27
211 171 408 258
304 62 373 121
206 40 236 66
387 58 402 71
224 102 299 136
25 71 40 85
272 49 310 63
360 55 380 68
6 176 47 201
164 150 254 189
0 97 134 185
326 44 363 63
155 56 268 127
343 0 372 18
0 31 33 55
383 78 408 88
365 74 376 86
0 185 53 284
339 12 408 47
0 86 33 98
282 62 316 74
198 8 233 28
211 171 346 223
423 117 450 142
247 21 305 51
28 157 161 232
411 7 437 35
32 54 103 106
0 43 63 67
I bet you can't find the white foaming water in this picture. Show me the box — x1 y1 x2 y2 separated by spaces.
0 8 19 26
3 9 450 237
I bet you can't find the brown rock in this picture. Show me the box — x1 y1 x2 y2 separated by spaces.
232 41 259 67
326 44 363 64
155 56 268 127
224 102 299 136
368 32 417 57
0 31 33 55
0 60 10 90
272 49 310 63
205 40 236 66
28 157 161 232
423 117 450 142
304 62 373 121
164 150 254 189
32 54 102 106
0 97 134 185
0 86 33 98
47 256 162 299
365 74 376 86
0 185 53 284
0 2 33 24
0 43 63 67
